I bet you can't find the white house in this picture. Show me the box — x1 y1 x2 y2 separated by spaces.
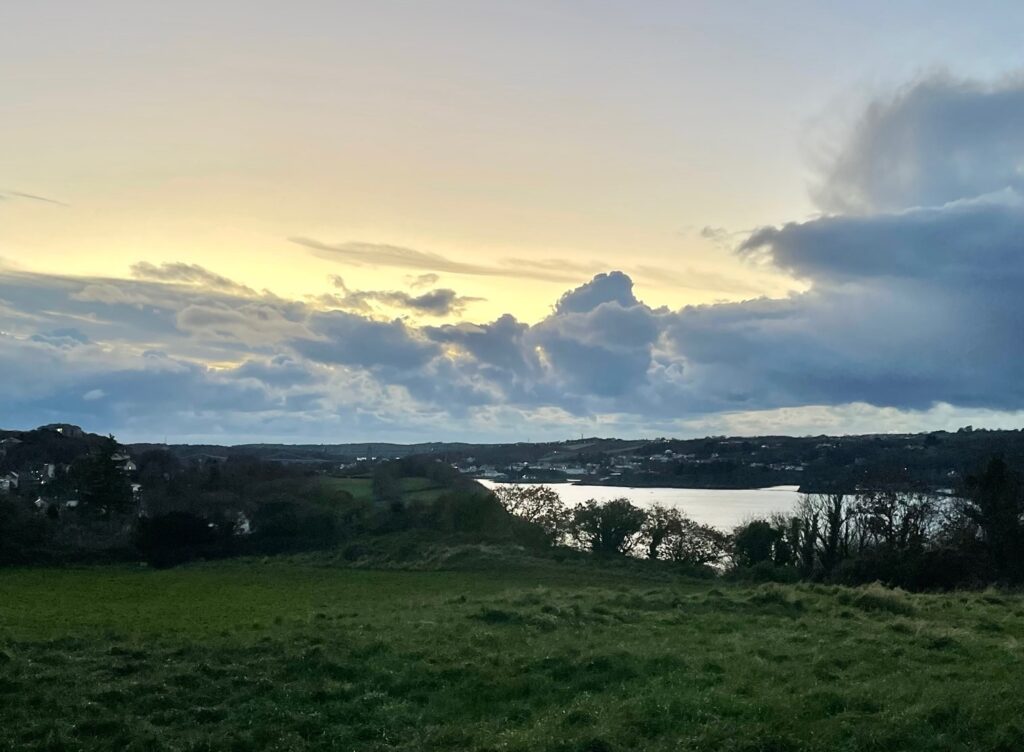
0 471 19 493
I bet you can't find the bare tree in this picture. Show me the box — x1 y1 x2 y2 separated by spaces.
795 493 853 575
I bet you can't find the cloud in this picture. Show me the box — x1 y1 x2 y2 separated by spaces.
296 237 764 298
293 311 440 371
292 237 589 283
175 301 310 346
384 289 482 316
739 190 1024 285
5 74 1024 441
631 265 764 296
813 74 1024 213
131 262 257 296
72 283 158 306
321 275 482 317
407 273 440 289
29 328 91 349
554 271 639 314
0 190 69 207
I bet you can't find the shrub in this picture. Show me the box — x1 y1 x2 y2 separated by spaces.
135 511 229 567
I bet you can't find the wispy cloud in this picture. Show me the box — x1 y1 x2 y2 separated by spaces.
0 190 69 207
294 237 763 297
407 273 440 289
632 265 764 296
291 237 586 283
130 262 257 296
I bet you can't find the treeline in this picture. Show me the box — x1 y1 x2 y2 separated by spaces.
127 452 530 566
491 457 1024 590
5 434 1024 590
492 485 728 567
0 447 541 567
728 457 1024 589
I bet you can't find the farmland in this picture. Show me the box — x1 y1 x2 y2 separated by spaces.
2 558 1023 751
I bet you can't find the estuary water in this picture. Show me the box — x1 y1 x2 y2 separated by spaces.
477 480 804 531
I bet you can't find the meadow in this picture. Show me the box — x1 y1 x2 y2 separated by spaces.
315 476 450 504
2 557 1024 751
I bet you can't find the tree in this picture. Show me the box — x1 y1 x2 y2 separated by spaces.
664 516 729 566
136 448 182 488
794 493 852 575
493 484 570 544
798 513 818 576
641 504 682 559
640 505 728 566
76 435 133 515
731 520 780 567
571 498 647 556
372 462 402 503
961 456 1024 579
852 490 938 553
135 511 222 567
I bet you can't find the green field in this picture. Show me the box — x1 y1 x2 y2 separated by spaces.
2 559 1024 751
315 476 449 503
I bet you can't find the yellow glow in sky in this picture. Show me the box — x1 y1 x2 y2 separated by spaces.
0 2 825 322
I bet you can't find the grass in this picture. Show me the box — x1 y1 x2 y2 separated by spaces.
315 476 449 503
2 558 1024 751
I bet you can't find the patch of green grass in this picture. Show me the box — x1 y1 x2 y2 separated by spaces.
401 477 449 502
313 476 449 503
1 560 1023 750
316 475 376 501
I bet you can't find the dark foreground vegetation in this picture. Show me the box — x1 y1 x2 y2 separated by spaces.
5 424 1024 592
3 557 1024 752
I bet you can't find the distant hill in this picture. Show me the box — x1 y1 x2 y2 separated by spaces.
0 424 112 471
6 424 1024 491
130 428 1024 492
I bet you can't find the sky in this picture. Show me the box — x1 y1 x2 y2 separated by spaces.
4 1 1024 443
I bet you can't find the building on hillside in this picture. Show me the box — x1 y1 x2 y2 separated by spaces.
40 424 85 438
0 437 23 459
0 471 19 493
111 452 137 473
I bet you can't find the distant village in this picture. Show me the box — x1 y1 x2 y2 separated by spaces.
3 422 1021 512
455 443 809 484
0 424 143 515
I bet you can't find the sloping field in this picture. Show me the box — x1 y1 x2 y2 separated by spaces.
2 560 1023 751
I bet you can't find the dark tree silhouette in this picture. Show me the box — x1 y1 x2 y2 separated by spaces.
572 498 647 556
962 456 1024 579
